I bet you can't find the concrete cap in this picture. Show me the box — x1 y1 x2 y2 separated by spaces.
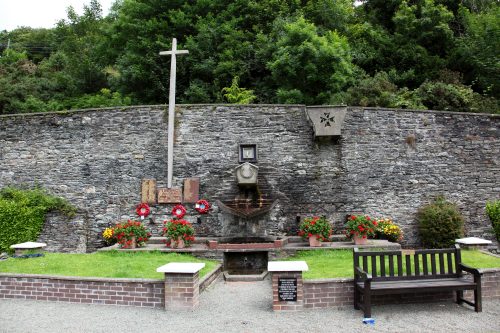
156 262 205 273
455 237 492 245
10 242 47 249
268 261 308 272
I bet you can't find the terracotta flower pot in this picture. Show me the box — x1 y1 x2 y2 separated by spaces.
309 236 322 247
174 237 185 249
130 236 137 249
353 235 368 245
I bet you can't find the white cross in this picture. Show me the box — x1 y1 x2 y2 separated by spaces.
159 38 189 188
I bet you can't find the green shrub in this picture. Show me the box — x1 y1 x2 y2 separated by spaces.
417 196 464 248
0 187 76 253
486 200 500 241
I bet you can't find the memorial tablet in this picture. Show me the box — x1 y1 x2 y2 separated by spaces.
278 277 297 302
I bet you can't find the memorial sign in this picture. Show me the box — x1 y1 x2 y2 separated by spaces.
183 178 200 203
278 277 297 302
158 188 182 204
141 179 157 204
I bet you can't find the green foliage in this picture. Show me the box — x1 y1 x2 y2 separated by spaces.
222 76 256 104
0 187 76 253
417 196 464 248
486 200 500 241
0 251 218 279
416 80 474 112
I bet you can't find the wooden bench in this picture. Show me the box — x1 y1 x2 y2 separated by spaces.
353 245 482 317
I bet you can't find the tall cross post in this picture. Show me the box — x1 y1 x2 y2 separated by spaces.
159 38 189 188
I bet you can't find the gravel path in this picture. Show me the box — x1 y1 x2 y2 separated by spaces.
1 277 499 333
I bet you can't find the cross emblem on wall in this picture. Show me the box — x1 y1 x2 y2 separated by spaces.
320 112 335 127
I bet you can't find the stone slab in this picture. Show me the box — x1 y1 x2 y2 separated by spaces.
268 261 308 272
306 106 347 137
183 178 200 203
455 237 492 245
141 179 157 204
158 188 182 204
157 262 205 274
10 242 47 249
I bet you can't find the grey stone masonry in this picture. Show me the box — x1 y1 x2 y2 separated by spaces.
0 105 498 250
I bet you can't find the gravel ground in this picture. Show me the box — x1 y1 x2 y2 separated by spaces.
1 277 499 333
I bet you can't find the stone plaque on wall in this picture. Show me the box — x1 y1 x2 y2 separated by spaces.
278 278 297 302
183 178 200 203
306 106 347 137
158 188 182 204
141 179 157 204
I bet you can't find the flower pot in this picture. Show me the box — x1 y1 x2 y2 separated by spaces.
129 236 137 249
309 236 322 247
353 235 368 245
174 237 185 249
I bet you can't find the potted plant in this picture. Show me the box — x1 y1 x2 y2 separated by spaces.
375 218 403 243
113 220 152 249
345 215 378 245
163 219 195 248
298 216 333 247
102 227 116 246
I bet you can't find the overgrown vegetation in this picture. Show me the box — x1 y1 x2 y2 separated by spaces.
0 187 76 253
486 200 500 241
0 0 498 113
0 251 218 279
417 196 464 248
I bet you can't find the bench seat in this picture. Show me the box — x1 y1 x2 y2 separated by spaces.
357 277 476 294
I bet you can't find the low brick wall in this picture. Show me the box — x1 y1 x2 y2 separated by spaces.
304 269 500 309
0 274 164 308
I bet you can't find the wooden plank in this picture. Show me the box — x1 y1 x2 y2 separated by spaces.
405 255 411 276
371 256 377 277
388 255 395 277
447 253 453 274
414 253 420 276
363 256 368 273
422 254 429 275
431 254 437 275
380 255 386 277
397 255 403 276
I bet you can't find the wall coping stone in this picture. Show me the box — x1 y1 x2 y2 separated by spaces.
157 262 205 273
268 261 308 272
0 273 162 283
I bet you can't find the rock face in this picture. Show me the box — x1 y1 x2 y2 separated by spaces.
0 105 498 251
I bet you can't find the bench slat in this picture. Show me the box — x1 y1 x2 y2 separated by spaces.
405 255 411 276
431 254 437 275
388 255 395 277
371 255 377 278
414 253 420 276
380 255 386 277
363 256 368 273
423 254 429 275
439 253 445 274
397 255 403 276
447 252 453 274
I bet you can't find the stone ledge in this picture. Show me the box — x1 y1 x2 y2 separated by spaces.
268 261 308 272
0 273 162 283
157 262 205 274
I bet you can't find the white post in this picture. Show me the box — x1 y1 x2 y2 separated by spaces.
159 38 188 188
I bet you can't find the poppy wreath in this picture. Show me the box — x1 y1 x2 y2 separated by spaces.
171 204 187 219
195 199 211 214
136 203 150 219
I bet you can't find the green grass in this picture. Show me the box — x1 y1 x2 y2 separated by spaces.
286 249 500 280
0 251 218 279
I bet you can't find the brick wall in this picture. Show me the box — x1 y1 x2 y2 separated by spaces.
304 269 500 309
272 271 304 311
0 274 164 308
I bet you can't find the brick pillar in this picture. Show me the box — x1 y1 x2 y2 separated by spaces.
157 262 205 311
268 261 308 311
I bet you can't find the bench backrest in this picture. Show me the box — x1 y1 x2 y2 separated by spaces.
353 245 463 281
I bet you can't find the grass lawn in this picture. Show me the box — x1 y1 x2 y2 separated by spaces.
286 249 500 280
0 251 218 279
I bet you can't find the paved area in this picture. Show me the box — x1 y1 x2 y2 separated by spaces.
1 278 499 333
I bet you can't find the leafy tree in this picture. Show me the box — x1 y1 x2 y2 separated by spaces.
222 76 256 104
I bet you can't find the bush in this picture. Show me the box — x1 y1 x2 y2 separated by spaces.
0 187 76 253
486 200 500 241
417 196 464 248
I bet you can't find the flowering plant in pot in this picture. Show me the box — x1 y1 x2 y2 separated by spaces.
102 227 116 246
298 216 332 247
375 218 403 242
113 220 152 249
162 219 195 248
345 215 378 245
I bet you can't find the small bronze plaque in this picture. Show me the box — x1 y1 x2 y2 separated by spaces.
183 178 200 203
278 278 297 302
141 179 157 204
158 188 182 204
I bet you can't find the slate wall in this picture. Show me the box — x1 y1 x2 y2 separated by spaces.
0 105 498 250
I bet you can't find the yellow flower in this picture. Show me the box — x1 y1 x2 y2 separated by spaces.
103 227 114 240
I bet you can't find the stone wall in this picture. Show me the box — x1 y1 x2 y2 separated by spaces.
0 105 498 250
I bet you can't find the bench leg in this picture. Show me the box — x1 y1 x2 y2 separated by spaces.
474 283 482 312
456 290 463 305
363 290 371 318
354 286 360 310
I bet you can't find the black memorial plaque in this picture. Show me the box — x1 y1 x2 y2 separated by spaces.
278 277 297 302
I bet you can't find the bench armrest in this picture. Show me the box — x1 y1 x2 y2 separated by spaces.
458 263 483 277
354 266 372 282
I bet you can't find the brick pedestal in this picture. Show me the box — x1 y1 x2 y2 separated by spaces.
157 263 205 311
268 261 308 311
